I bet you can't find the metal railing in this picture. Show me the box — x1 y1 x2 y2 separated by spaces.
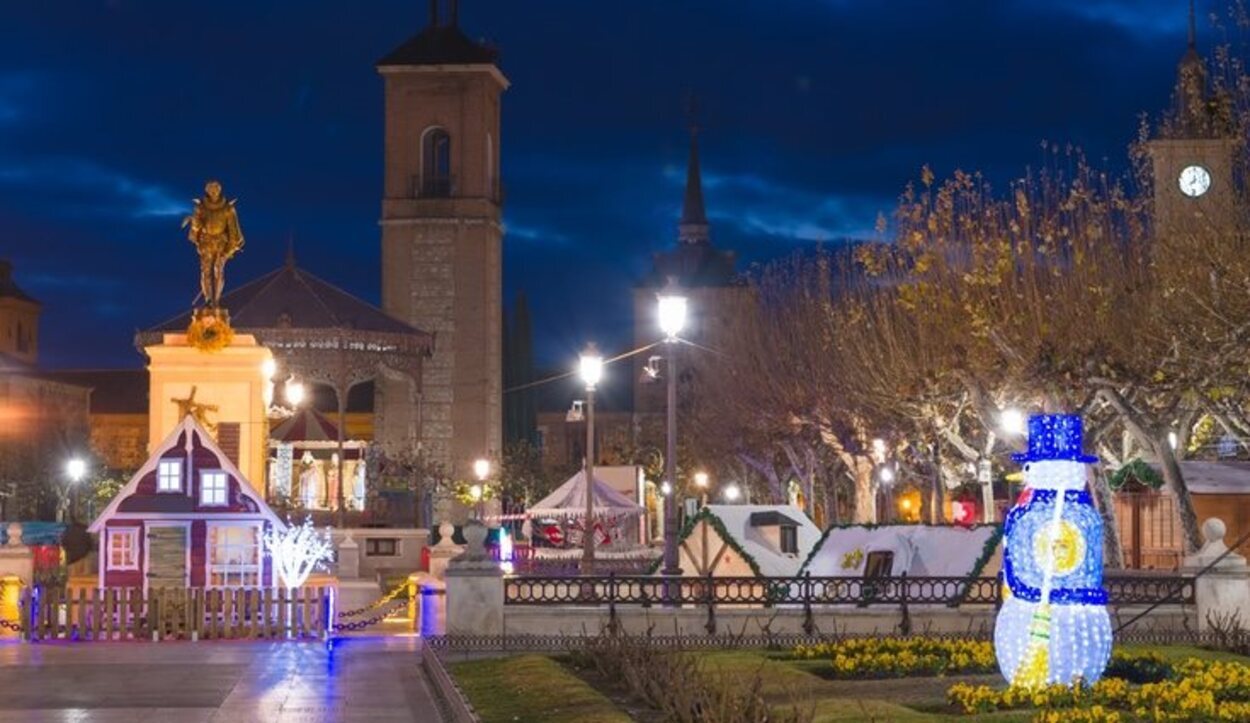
504 573 1195 609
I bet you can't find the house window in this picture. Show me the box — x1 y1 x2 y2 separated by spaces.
106 528 139 570
200 470 228 506
207 524 261 588
365 538 399 557
780 526 798 555
157 459 182 492
864 551 895 579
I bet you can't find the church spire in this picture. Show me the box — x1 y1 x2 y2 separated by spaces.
1188 0 1196 49
678 115 710 245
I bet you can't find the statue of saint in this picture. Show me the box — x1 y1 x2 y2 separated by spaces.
182 180 244 308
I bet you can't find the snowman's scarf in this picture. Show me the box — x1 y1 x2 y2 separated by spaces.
1013 486 1069 689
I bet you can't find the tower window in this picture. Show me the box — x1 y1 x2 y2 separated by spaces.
422 127 452 197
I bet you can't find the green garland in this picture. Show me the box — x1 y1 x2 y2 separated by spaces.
645 507 765 576
1109 458 1164 491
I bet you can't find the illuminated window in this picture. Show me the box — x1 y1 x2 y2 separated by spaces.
157 460 182 492
200 471 228 506
106 528 139 570
207 524 261 588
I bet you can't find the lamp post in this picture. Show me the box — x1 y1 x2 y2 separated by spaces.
472 458 491 520
657 281 687 577
694 471 709 507
62 458 86 523
579 343 604 574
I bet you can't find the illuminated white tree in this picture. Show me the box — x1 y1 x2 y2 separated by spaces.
264 517 334 592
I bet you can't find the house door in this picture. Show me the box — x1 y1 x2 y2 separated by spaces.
147 526 188 589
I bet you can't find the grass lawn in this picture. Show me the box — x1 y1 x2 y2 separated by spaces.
450 645 1248 723
450 654 631 723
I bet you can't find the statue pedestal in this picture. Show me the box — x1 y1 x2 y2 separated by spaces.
145 333 274 490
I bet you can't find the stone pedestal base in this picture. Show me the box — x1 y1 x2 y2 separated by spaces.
145 333 274 490
1183 518 1250 632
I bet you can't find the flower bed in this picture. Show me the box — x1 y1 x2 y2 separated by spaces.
947 657 1250 722
790 637 997 678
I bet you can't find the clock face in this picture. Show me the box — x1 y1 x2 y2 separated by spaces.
1179 165 1211 198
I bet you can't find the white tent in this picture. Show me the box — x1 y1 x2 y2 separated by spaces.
528 469 645 518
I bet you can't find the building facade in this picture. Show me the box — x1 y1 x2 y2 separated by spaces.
376 3 508 473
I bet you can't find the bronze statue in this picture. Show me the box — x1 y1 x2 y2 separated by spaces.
182 180 244 308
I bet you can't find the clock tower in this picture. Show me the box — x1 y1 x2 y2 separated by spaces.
1147 2 1240 239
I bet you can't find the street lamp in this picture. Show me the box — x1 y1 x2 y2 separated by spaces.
657 279 687 577
61 458 86 523
579 343 604 574
1000 408 1026 436
694 470 709 506
723 483 741 503
284 377 306 407
472 458 491 519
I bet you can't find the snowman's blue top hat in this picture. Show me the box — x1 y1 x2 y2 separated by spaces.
1012 414 1098 464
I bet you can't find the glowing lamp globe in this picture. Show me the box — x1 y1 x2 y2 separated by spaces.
579 344 604 390
994 414 1112 688
657 293 687 341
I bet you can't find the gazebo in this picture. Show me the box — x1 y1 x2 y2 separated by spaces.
138 251 433 521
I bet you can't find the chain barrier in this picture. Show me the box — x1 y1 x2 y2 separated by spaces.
337 579 411 620
0 619 22 633
333 600 407 632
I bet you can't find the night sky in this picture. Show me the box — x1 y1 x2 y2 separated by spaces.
0 1 1202 371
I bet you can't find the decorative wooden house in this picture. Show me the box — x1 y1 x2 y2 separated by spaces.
656 505 822 577
88 415 285 589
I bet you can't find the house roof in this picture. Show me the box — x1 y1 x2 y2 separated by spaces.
377 24 499 67
1157 461 1250 494
88 414 286 533
145 260 426 338
39 369 148 414
698 504 822 577
800 524 1002 579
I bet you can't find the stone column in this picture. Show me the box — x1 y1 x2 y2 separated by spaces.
337 532 360 580
444 520 503 637
1182 518 1250 632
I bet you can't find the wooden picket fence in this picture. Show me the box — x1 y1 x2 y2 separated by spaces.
19 586 333 642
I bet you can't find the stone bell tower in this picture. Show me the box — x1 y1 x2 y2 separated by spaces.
1148 1 1241 239
376 0 507 470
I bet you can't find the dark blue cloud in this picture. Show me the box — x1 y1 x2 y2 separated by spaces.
0 0 1208 369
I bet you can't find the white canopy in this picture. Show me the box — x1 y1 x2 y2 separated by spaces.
528 469 644 518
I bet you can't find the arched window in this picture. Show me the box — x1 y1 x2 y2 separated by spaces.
421 127 452 197
486 132 496 201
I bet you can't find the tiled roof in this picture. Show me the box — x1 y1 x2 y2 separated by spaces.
146 261 425 337
39 369 148 414
378 25 499 67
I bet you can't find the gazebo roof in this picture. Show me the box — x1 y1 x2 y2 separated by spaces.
144 260 425 337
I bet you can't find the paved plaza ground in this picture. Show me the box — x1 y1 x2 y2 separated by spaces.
0 636 443 722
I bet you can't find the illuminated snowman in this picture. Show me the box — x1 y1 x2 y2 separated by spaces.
994 414 1112 688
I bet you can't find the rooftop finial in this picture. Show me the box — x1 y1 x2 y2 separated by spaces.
285 235 296 268
429 0 439 28
450 0 460 27
1188 0 1196 49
